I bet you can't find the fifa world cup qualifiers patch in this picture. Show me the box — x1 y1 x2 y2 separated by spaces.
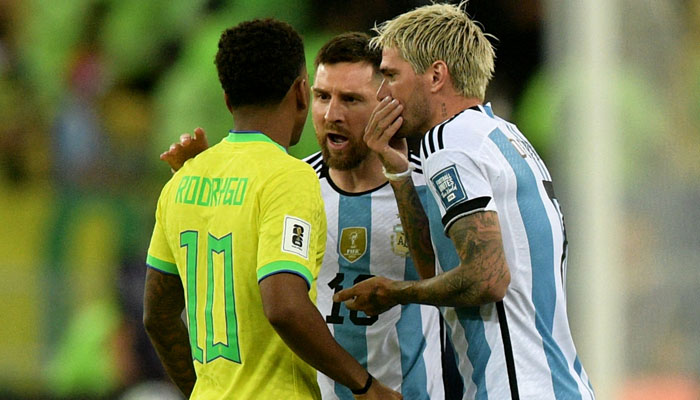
431 165 467 209
282 216 311 259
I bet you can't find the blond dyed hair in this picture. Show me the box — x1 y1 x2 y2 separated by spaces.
370 2 495 100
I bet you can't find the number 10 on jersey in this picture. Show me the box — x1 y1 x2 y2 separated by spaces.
180 230 241 364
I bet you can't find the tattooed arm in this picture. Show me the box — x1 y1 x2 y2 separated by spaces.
363 98 435 279
389 176 436 279
143 268 196 397
396 210 510 306
335 211 510 314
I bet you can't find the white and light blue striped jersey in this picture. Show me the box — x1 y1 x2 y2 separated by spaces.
304 151 444 400
419 104 595 400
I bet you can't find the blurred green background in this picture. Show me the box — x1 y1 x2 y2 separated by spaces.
0 0 698 399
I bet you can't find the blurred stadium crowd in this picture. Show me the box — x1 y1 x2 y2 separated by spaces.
0 0 698 399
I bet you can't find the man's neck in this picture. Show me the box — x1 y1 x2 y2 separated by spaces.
232 105 293 149
328 153 388 193
428 95 482 132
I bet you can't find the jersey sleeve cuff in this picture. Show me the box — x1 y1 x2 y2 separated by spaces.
442 196 492 236
257 261 314 290
146 254 179 275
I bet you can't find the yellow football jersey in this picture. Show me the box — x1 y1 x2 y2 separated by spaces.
147 131 326 399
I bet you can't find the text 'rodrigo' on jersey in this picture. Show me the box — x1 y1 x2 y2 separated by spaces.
147 131 326 400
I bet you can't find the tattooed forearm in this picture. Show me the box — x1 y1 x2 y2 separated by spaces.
390 177 436 279
391 211 510 307
447 211 510 304
143 268 196 397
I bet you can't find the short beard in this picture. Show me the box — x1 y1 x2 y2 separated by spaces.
397 82 432 138
321 139 370 171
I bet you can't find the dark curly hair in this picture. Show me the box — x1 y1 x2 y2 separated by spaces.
215 19 305 108
314 32 381 72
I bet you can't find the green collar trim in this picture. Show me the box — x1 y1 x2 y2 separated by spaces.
225 130 286 153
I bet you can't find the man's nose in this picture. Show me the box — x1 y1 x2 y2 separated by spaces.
376 79 390 101
325 97 343 122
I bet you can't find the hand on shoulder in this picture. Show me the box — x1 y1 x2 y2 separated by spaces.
160 127 210 172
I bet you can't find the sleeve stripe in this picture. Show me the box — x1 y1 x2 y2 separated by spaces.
437 119 446 150
408 152 423 175
423 110 467 157
408 151 422 166
442 196 492 235
257 260 314 290
303 151 325 175
421 128 432 158
146 254 179 275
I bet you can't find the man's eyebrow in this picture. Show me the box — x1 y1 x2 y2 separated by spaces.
312 87 366 100
340 90 366 99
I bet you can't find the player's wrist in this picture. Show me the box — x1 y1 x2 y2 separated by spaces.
391 280 414 305
382 165 413 181
350 372 373 395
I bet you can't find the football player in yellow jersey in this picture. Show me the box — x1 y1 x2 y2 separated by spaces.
143 19 401 400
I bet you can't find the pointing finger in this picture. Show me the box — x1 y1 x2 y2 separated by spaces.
333 287 355 303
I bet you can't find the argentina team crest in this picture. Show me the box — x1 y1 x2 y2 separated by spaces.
391 219 410 257
339 227 367 263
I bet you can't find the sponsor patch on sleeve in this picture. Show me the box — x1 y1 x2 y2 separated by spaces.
282 216 311 259
430 165 467 210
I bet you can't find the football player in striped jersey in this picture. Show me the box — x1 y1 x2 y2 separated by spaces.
335 4 595 399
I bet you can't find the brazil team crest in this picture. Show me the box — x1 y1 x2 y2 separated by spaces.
339 227 367 263
391 222 410 257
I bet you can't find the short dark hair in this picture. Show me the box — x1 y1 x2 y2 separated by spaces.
314 32 381 72
215 19 305 108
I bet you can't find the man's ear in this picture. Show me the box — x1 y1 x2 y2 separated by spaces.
294 76 310 111
428 60 450 93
